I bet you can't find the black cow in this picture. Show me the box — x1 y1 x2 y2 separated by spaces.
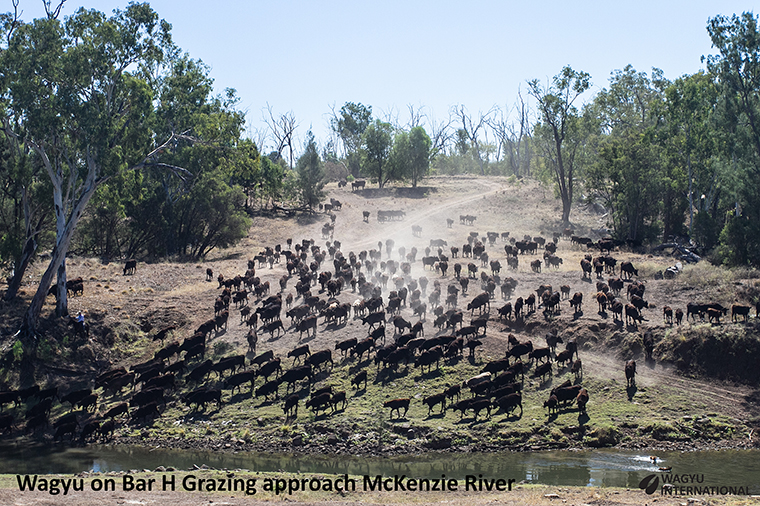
494 393 522 417
123 259 137 275
306 350 332 371
625 360 636 387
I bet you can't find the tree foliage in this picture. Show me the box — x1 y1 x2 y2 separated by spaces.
295 130 325 210
529 66 591 224
389 126 431 187
360 120 394 188
331 102 372 178
0 4 257 339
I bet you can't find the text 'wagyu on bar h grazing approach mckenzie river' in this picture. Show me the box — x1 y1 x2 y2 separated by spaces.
15 473 517 496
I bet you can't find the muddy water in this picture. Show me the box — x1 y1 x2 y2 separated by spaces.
1 443 758 493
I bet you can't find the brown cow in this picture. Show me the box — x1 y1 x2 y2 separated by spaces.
384 398 410 419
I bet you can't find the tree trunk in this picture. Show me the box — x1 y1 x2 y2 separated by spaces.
687 125 693 236
55 260 68 317
561 198 571 224
3 188 46 301
18 153 98 342
4 233 37 301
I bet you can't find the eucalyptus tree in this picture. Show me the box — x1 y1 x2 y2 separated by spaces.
529 66 592 224
659 72 719 243
0 122 52 301
0 4 183 341
296 130 325 210
361 120 394 188
389 126 431 188
705 12 760 265
586 66 671 242
331 102 372 178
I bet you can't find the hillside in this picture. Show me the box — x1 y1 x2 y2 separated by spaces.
0 175 759 454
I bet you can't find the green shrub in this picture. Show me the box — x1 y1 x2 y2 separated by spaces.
12 341 23 362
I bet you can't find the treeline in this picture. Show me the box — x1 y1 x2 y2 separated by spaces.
422 13 760 267
322 14 760 267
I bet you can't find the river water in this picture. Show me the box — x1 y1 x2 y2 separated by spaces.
1 443 758 493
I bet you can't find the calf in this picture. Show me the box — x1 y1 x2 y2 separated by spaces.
569 292 583 314
351 370 368 390
384 398 410 419
707 307 724 323
731 304 751 323
282 394 299 418
288 344 311 365
532 361 552 382
625 360 636 387
571 359 583 380
576 388 589 413
123 259 137 275
544 394 559 414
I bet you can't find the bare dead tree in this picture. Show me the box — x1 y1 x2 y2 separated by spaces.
406 104 426 129
42 0 66 19
428 112 454 161
379 105 400 129
488 89 533 177
264 104 298 169
453 105 495 175
3 0 22 46
247 124 268 155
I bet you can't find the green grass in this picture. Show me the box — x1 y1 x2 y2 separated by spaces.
78 338 749 455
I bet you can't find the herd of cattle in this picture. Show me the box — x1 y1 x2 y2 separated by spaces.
5 201 760 445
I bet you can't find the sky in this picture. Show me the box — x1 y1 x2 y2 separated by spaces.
11 0 756 154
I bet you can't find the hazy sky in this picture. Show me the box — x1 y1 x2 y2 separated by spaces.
13 1 754 153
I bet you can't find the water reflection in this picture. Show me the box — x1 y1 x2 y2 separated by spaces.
0 442 758 494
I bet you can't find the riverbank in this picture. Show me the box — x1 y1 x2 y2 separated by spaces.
1 470 757 506
109 421 758 457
